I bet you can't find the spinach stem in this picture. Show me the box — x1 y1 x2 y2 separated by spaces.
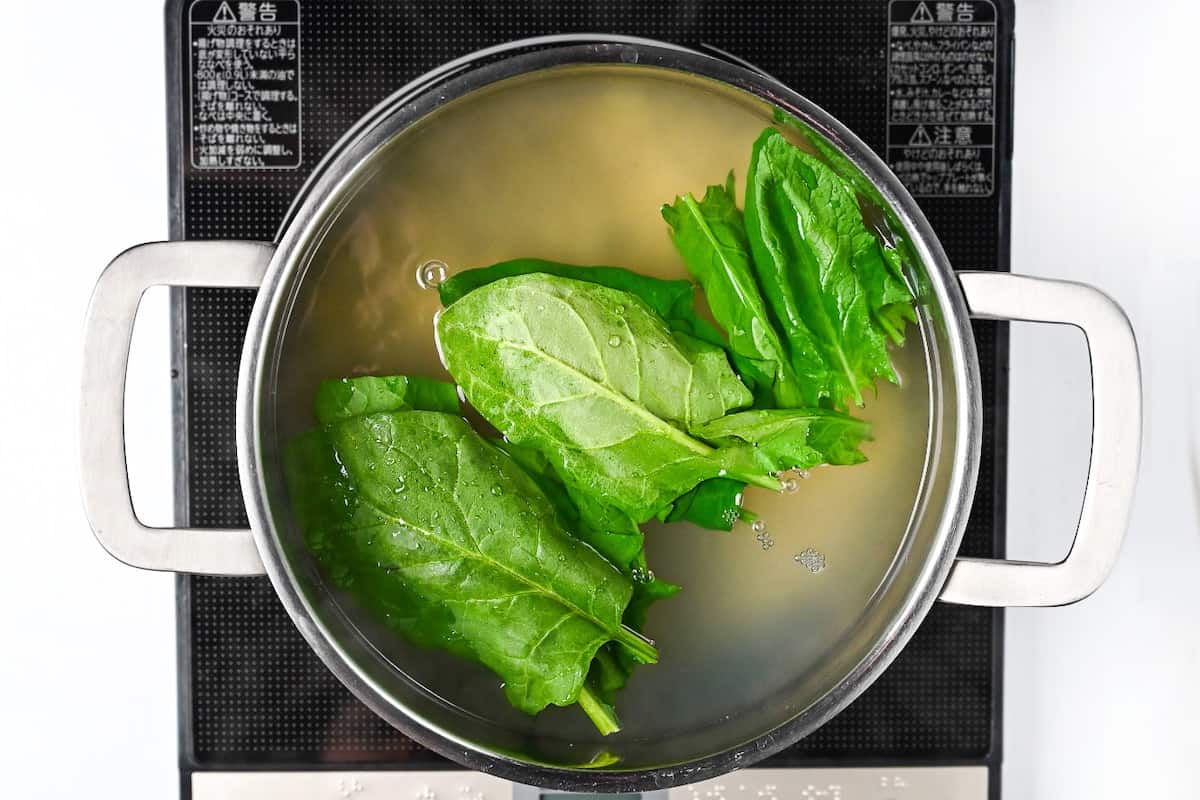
616 625 658 665
741 471 783 492
738 507 759 524
578 684 622 736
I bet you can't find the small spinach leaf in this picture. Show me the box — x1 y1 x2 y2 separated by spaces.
657 477 747 531
698 408 871 474
493 439 645 571
662 173 804 409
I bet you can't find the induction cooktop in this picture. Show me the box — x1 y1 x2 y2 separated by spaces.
167 2 1013 798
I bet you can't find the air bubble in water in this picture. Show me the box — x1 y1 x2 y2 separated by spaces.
794 548 827 573
780 477 799 493
798 469 811 479
751 519 767 534
608 335 622 347
631 567 653 583
490 485 503 496
416 259 449 289
614 304 626 315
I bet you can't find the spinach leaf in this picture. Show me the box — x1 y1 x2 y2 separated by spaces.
745 128 901 409
869 245 917 345
440 258 696 322
284 410 656 733
657 477 747 531
314 374 460 423
441 260 776 530
623 572 682 638
771 108 918 342
489 439 679 704
662 173 804 409
697 409 871 474
492 439 645 571
437 274 780 522
285 428 466 654
440 257 779 407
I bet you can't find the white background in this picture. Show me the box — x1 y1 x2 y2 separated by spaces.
1 0 1196 797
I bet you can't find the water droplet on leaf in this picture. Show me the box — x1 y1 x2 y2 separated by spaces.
607 335 621 347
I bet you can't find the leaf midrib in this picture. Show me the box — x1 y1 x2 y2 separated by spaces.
493 310 715 457
759 142 861 404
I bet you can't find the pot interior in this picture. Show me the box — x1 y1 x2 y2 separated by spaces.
256 59 967 782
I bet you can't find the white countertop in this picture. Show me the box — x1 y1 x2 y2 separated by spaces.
2 1 1196 797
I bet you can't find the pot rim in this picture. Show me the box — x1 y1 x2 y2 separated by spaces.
236 35 982 792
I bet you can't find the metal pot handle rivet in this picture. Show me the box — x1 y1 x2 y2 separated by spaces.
79 241 273 575
940 272 1142 607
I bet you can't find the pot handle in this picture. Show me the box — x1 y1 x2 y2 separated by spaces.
80 241 272 575
939 272 1141 606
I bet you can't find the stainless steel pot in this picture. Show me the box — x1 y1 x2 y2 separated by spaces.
80 37 1141 791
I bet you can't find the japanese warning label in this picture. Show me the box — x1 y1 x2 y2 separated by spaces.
887 1 996 196
189 1 301 169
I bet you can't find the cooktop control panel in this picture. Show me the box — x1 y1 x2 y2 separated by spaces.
191 767 988 800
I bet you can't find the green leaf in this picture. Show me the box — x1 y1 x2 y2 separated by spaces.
696 408 871 474
284 410 657 732
624 574 682 633
441 256 740 355
313 374 460 423
493 439 645 571
284 428 467 654
437 274 779 522
662 173 805 409
873 245 917 345
745 128 902 409
440 258 696 321
439 256 781 409
614 575 682 677
770 113 916 347
658 477 747 531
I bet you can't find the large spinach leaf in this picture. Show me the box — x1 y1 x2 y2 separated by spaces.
745 128 900 409
440 262 774 528
285 410 656 733
437 274 781 522
489 438 679 702
438 257 777 403
662 173 804 409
